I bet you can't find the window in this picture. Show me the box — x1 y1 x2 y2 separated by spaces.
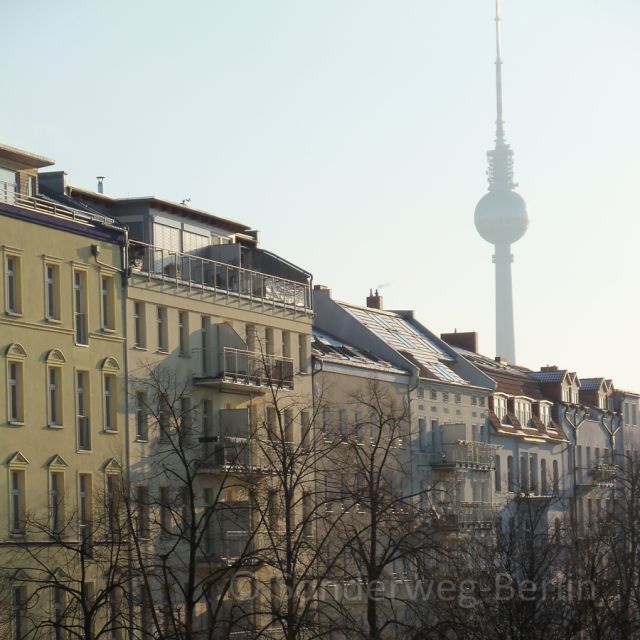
73 270 88 344
180 396 192 440
455 393 462 404
430 389 437 400
133 302 146 348
495 455 502 492
540 403 551 427
507 456 514 492
101 276 115 330
50 471 65 535
178 311 189 355
553 460 559 492
520 455 529 492
136 391 148 441
48 366 63 427
156 306 167 351
52 586 65 640
442 392 449 403
301 410 310 450
45 263 60 320
322 408 331 440
137 486 149 539
26 175 36 197
79 474 93 555
160 486 171 534
76 372 90 450
10 470 26 534
418 417 427 451
285 409 294 443
106 474 120 535
540 459 548 494
339 409 347 438
8 361 23 423
12 586 26 640
104 373 117 432
5 254 21 314
494 396 507 422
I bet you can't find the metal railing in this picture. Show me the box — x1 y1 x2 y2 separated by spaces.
193 347 294 390
430 441 498 468
458 502 495 527
0 179 119 228
590 463 617 487
128 240 312 313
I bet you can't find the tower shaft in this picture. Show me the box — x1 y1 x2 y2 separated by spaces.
493 243 516 363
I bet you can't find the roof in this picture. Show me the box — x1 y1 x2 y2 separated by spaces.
313 330 407 375
0 143 54 169
580 378 605 391
62 184 251 234
530 370 567 384
339 302 466 384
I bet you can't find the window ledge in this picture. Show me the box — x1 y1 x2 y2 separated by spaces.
101 327 117 334
10 532 26 539
132 345 147 351
8 420 24 427
156 349 169 355
45 317 62 324
77 449 93 454
135 437 149 443
74 342 90 348
48 424 64 429
6 311 22 317
104 428 119 434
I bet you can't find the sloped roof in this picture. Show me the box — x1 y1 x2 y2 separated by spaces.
530 370 567 383
312 330 407 375
339 303 466 384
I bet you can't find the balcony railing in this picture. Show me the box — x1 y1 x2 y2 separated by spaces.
128 240 312 314
193 347 294 391
430 441 498 469
590 463 617 487
458 502 495 528
0 179 119 228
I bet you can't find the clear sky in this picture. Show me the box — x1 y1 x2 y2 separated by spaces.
5 0 640 390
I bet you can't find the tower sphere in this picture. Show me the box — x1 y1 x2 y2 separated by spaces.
474 189 528 245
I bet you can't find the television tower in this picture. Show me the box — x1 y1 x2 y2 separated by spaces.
474 0 528 364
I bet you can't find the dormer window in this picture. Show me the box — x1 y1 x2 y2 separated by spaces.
539 403 551 427
599 394 608 411
494 396 507 422
515 400 531 428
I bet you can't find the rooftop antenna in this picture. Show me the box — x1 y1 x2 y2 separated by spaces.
495 0 505 145
181 198 191 206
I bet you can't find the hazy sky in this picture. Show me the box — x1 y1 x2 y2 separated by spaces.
5 1 639 390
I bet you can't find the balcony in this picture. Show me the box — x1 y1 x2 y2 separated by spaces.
128 240 312 315
431 502 495 531
193 347 294 393
0 179 119 228
430 441 498 470
590 463 617 487
202 530 253 565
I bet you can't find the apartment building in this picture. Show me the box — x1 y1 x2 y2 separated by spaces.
313 287 497 537
311 329 413 635
441 335 569 531
0 143 128 638
43 171 315 638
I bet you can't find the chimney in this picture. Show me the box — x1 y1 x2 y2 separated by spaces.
495 356 508 365
440 330 478 353
541 365 559 372
366 289 383 310
96 176 105 194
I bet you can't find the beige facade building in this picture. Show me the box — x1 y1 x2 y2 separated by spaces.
0 143 128 638
42 173 315 638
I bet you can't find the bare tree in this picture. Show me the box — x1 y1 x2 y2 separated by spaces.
0 465 130 640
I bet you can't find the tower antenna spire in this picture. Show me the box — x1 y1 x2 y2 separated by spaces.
495 0 504 143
